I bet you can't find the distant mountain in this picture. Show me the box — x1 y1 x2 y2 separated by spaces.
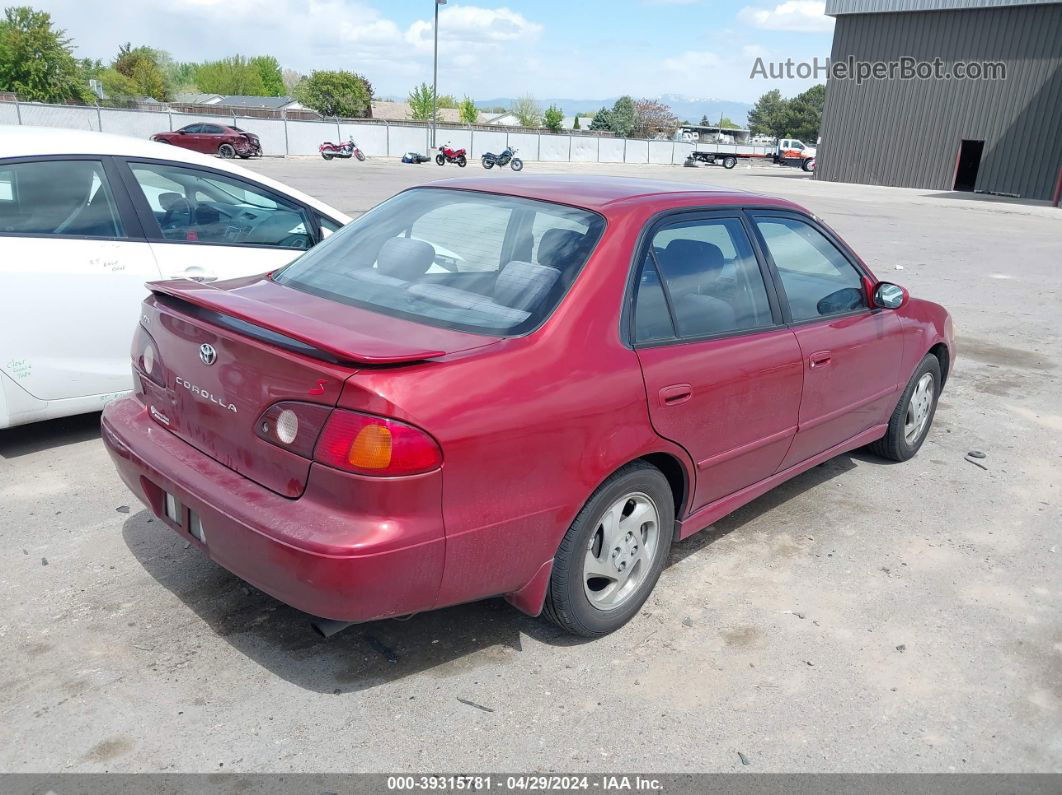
475 95 753 127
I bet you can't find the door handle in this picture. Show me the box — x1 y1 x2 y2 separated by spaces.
659 384 693 406
809 351 832 368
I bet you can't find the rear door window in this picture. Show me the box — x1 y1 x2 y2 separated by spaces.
0 159 125 239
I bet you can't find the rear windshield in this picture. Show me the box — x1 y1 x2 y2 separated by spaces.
272 187 605 336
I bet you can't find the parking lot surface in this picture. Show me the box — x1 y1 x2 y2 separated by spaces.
2 158 1059 773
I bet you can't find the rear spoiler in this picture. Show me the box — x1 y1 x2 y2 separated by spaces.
148 278 447 365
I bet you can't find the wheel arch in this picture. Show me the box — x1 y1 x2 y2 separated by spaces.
929 342 950 387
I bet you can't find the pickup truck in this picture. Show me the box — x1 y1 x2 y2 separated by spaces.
685 137 817 172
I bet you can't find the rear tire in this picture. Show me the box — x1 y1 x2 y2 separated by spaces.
457 155 467 167
321 152 333 160
869 354 941 462
723 156 737 169
482 158 494 169
218 143 236 159
543 462 673 637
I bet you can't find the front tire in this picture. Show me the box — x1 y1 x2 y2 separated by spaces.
803 158 815 172
869 354 941 462
543 462 674 637
723 156 737 169
510 158 524 172
355 149 366 161
436 154 445 166
218 143 236 159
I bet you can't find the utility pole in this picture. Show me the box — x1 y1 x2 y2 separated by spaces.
432 0 446 149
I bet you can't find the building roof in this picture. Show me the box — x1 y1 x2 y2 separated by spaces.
826 0 1061 14
216 95 298 109
422 175 799 213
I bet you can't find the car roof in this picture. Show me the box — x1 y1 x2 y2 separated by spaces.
424 174 803 213
0 125 350 223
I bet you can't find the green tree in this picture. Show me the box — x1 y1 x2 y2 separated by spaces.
458 95 478 125
166 61 198 94
250 55 284 97
113 44 171 101
543 103 563 132
435 93 457 109
747 88 788 138
0 6 91 103
609 95 636 137
783 83 826 141
296 70 371 117
195 55 265 95
589 107 612 131
511 93 542 128
407 82 437 121
572 115 580 130
717 116 740 129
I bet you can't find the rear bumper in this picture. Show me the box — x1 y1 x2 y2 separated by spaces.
101 397 445 621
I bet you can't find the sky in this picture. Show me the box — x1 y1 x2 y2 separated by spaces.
37 0 836 103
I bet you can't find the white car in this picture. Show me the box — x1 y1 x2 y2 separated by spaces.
0 125 350 429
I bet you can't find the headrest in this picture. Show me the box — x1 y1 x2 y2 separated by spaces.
660 239 725 278
537 228 586 271
377 237 435 281
494 260 561 311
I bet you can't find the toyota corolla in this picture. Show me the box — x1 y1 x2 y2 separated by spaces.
102 176 954 637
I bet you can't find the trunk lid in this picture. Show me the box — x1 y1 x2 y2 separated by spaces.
144 276 498 497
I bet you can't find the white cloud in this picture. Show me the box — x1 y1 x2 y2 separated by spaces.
739 1 834 32
663 50 720 73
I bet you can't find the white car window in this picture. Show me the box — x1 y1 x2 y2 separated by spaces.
127 162 314 250
0 160 124 239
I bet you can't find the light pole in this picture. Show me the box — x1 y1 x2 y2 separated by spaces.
432 0 446 149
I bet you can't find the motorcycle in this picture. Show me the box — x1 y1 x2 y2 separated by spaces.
481 146 523 171
319 136 366 161
435 143 467 167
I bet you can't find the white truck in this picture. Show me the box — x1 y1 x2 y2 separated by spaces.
685 137 817 172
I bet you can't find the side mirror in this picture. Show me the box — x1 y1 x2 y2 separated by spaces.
873 281 908 310
177 129 187 134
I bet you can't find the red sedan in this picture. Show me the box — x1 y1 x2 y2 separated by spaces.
102 176 954 637
152 123 262 159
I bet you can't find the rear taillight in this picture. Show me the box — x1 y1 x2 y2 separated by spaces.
255 401 332 458
132 325 164 386
314 410 442 476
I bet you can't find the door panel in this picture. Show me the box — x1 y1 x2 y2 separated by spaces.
1 237 160 400
638 331 803 509
782 312 902 467
632 213 802 511
750 213 904 467
0 158 159 401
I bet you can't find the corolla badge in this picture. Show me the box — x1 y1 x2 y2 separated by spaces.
175 377 237 413
199 344 217 365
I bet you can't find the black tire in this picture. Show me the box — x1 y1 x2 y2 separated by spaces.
802 158 815 173
543 462 674 637
321 152 333 160
218 143 236 159
435 154 445 165
482 158 494 169
869 354 941 462
457 155 467 167
510 158 523 172
723 156 737 169
355 149 366 161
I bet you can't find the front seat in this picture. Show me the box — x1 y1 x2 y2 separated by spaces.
656 239 736 336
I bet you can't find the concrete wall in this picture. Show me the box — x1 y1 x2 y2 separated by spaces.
1 101 691 169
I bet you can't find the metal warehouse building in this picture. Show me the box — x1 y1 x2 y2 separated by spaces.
817 0 1062 203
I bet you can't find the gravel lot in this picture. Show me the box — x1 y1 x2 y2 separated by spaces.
2 158 1059 774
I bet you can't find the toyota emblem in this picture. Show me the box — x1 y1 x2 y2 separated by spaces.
199 344 217 366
